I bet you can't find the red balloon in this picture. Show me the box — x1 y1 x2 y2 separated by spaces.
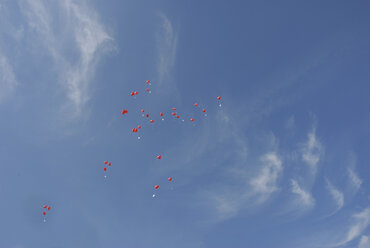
146 88 150 92
132 128 138 132
146 114 149 118
168 177 172 181
176 115 180 119
108 162 111 166
217 96 221 100
104 161 108 164
47 206 51 211
43 205 47 209
122 109 128 115
146 80 150 84
138 125 141 129
160 112 164 116
157 155 162 160
190 118 194 122
172 107 177 111
154 185 159 189
43 211 46 216
202 108 206 113
141 109 145 113
134 91 139 95
172 112 176 116
104 167 107 171
194 103 198 107
130 92 135 96
150 120 154 123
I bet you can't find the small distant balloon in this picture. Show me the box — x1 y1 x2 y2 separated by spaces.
154 185 159 189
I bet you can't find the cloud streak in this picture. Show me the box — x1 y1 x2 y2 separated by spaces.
326 179 344 215
291 179 315 209
0 53 18 103
301 126 323 174
20 0 114 118
156 14 177 85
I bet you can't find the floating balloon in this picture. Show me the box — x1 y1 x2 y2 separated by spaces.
43 211 46 216
168 177 172 181
157 155 162 160
172 112 176 116
43 205 47 209
217 96 221 100
150 120 154 123
172 107 177 111
134 91 139 95
146 80 150 84
104 161 108 164
130 92 135 96
108 162 111 166
190 118 194 122
160 112 164 117
104 168 107 171
122 109 128 115
176 115 180 119
146 114 149 118
202 108 206 113
154 185 159 189
146 88 150 92
141 109 145 113
138 125 141 129
194 103 198 107
47 206 51 211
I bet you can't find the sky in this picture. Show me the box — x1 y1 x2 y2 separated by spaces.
1 0 370 247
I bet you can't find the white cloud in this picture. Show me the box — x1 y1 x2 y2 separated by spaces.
348 167 362 192
301 126 323 174
326 179 344 214
359 235 370 248
19 0 113 118
250 152 283 202
340 208 370 246
285 115 295 129
291 179 315 209
156 13 177 84
0 53 18 103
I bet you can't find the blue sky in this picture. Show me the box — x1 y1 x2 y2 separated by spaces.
1 0 370 247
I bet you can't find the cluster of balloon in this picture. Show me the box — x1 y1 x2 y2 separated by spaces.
42 205 51 222
120 79 222 197
152 177 174 198
103 161 112 178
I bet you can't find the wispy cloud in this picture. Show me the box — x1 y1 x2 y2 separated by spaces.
19 0 114 119
0 52 18 103
348 167 363 192
301 126 323 174
250 152 283 202
291 179 315 209
335 208 370 246
359 235 370 248
325 179 344 216
156 13 177 85
347 154 362 193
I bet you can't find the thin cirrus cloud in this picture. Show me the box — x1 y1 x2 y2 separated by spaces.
202 150 283 222
290 179 315 209
359 235 370 248
333 207 370 247
301 126 324 174
325 179 344 216
249 152 283 202
348 167 362 192
0 53 18 103
19 0 114 119
156 13 177 85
